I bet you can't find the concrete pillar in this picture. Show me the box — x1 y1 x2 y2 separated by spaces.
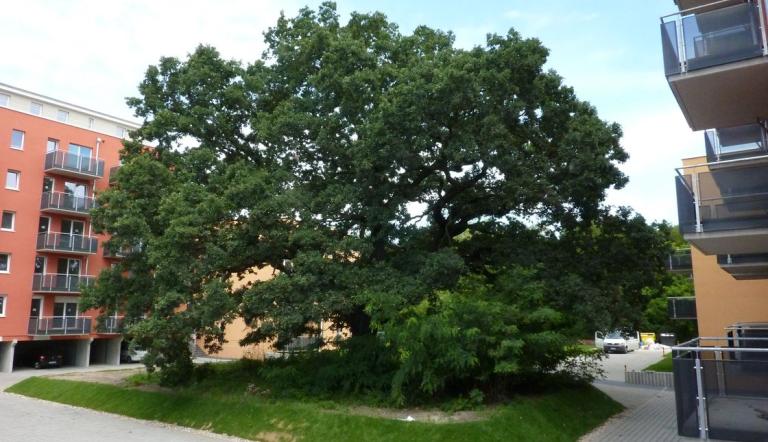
105 337 123 365
0 340 17 373
75 338 93 367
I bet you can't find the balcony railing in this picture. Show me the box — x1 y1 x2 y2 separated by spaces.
661 1 766 76
676 161 768 234
28 316 92 336
667 248 693 272
108 165 120 183
97 316 124 334
705 122 768 163
44 150 104 179
40 191 96 216
103 243 141 259
668 296 697 319
36 232 98 255
32 273 95 293
673 336 768 440
717 252 768 278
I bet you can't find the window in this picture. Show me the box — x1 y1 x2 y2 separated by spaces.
88 118 95 129
30 102 42 115
5 170 19 190
1 211 14 231
0 295 5 316
42 177 54 194
38 217 50 233
0 254 9 273
116 126 126 138
47 138 59 153
10 130 24 150
0 94 8 106
56 110 69 122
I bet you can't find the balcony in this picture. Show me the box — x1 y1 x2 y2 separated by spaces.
36 232 98 255
32 273 95 294
44 150 105 180
40 191 96 217
717 252 768 278
673 336 768 440
108 165 120 183
103 242 141 259
28 316 92 336
667 248 693 273
661 1 768 130
676 160 768 254
96 316 124 334
668 296 697 319
705 122 768 164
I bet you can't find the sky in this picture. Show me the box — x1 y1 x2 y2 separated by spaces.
0 0 700 223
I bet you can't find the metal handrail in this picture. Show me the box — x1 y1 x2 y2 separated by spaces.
44 150 104 177
40 191 96 213
661 0 745 20
36 232 98 253
28 316 92 335
31 273 95 292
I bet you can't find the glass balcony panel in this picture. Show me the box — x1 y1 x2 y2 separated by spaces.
697 165 768 231
668 297 696 319
27 316 92 336
31 273 94 293
36 232 98 254
676 175 698 234
40 191 96 215
44 150 105 178
662 20 682 75
681 3 763 72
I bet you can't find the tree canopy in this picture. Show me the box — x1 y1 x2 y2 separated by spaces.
83 3 672 394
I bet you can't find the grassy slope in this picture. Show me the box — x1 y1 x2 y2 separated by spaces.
643 354 673 372
8 377 621 441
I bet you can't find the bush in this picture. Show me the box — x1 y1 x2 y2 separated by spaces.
381 268 588 404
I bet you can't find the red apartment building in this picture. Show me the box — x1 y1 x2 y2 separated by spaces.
0 82 138 372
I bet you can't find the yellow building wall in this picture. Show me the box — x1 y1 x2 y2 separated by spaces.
196 265 345 359
680 155 768 337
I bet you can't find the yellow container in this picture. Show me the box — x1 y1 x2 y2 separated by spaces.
640 332 656 345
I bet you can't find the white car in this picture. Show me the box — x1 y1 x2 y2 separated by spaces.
120 347 147 363
595 330 640 354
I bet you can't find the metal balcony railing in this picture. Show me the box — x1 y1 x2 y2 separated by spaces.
108 165 120 183
705 122 768 162
97 316 124 334
667 248 693 272
44 150 105 179
673 336 768 440
668 296 697 319
40 191 96 216
36 232 98 254
28 316 92 336
661 1 767 76
103 243 141 258
675 160 768 234
32 273 95 293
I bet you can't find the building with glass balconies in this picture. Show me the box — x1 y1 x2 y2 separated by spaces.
0 82 135 373
662 1 768 440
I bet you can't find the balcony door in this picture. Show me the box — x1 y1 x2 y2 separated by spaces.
60 219 84 251
63 181 87 211
53 301 78 329
67 144 93 173
30 298 42 317
42 176 54 194
56 258 80 292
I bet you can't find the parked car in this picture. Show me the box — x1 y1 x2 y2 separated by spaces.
120 347 147 363
33 353 63 369
594 330 640 354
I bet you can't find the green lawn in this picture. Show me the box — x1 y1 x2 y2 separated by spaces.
8 376 621 441
643 354 673 372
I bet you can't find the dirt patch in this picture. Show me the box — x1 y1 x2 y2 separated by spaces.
332 405 491 424
48 367 146 386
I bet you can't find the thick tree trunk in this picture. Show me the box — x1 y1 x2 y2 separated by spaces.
348 306 373 336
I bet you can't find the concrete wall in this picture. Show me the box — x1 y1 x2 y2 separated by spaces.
0 340 16 372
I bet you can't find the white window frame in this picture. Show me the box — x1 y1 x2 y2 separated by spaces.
46 138 59 153
0 253 10 273
56 109 69 123
0 295 6 317
30 102 42 116
0 94 8 107
10 129 24 150
88 118 95 129
5 170 20 191
1 211 15 232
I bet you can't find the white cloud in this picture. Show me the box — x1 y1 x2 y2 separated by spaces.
0 0 303 120
504 9 598 31
606 106 701 223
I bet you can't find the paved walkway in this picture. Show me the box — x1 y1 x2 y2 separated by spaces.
0 364 247 442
